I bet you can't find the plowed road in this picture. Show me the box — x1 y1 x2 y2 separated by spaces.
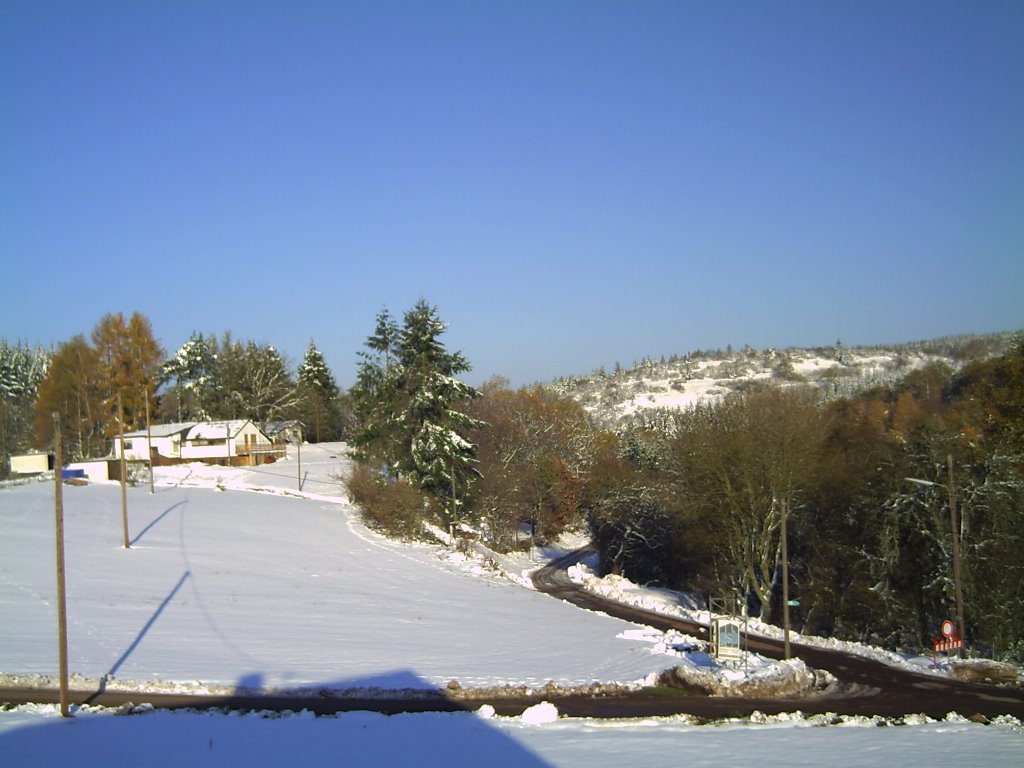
531 547 1024 719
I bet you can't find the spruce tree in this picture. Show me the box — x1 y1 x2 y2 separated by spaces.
0 339 50 475
394 300 483 524
297 340 340 442
350 310 403 472
350 300 485 528
160 332 220 421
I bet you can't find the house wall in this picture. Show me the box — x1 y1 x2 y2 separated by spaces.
66 460 111 481
115 435 182 461
181 422 272 460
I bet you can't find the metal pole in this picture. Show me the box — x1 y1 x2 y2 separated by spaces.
144 387 154 494
53 413 71 717
781 498 790 661
297 439 302 492
117 394 130 549
947 454 966 658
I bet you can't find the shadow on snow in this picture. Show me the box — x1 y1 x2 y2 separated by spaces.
2 669 554 767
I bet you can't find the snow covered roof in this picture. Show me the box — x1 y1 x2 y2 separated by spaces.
121 422 198 439
186 420 264 440
264 420 302 435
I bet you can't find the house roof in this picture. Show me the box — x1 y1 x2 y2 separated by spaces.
264 420 303 435
121 422 198 439
186 420 266 440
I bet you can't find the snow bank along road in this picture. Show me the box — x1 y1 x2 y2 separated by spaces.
533 549 1024 720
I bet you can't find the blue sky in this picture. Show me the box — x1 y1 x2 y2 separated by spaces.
2 1 1022 387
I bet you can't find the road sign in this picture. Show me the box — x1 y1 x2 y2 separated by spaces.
713 618 743 660
933 619 963 664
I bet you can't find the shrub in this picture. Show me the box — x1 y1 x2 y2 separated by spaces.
345 462 434 540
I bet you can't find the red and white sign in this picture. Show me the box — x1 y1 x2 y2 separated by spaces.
933 619 962 663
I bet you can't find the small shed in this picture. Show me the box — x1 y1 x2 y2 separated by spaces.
9 452 55 475
66 458 115 482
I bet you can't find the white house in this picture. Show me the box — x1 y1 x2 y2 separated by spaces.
181 420 277 464
264 420 304 445
114 422 197 462
113 420 282 466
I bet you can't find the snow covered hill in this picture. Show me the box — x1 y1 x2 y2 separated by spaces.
0 458 676 693
2 445 1023 765
550 332 1018 426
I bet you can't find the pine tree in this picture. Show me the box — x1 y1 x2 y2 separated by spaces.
350 309 404 472
367 308 399 367
350 300 486 528
394 301 481 519
296 339 340 442
160 332 220 420
0 339 51 475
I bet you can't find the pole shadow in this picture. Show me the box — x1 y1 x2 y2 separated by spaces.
130 500 187 546
107 571 191 680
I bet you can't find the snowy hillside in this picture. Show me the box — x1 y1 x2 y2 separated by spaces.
2 444 1023 765
550 332 1018 426
0 451 678 693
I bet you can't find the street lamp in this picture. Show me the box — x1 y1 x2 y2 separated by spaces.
906 454 965 658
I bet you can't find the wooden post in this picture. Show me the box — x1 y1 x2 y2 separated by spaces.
53 413 71 717
781 498 791 661
144 387 154 494
117 394 130 549
297 439 302 492
947 454 966 658
451 459 457 528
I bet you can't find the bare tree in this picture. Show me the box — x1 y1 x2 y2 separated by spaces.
675 385 824 621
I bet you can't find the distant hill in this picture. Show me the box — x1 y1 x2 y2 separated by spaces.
549 331 1020 428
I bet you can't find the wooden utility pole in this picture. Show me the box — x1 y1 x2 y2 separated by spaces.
451 460 457 528
781 498 791 661
117 394 130 548
52 413 71 717
947 454 966 658
144 387 154 494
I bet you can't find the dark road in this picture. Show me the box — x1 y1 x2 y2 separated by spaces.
531 547 1024 720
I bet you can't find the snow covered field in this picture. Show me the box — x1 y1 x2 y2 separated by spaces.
2 444 1022 765
3 704 1022 767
